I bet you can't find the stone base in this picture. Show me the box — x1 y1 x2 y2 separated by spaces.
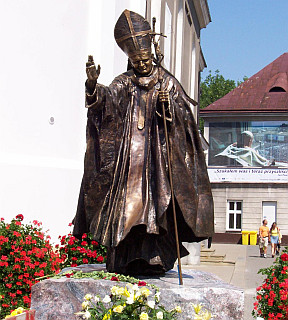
31 267 244 320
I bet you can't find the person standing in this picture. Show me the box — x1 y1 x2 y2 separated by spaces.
259 219 270 258
270 222 280 258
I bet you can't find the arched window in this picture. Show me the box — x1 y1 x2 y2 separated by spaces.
269 86 286 92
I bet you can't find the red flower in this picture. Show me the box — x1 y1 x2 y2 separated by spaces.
13 231 21 237
82 233 87 239
5 284 12 288
281 253 288 261
97 256 104 263
91 240 98 246
16 214 24 221
111 276 119 281
138 281 147 286
83 258 88 264
68 239 75 245
81 241 88 246
23 296 30 304
65 272 74 278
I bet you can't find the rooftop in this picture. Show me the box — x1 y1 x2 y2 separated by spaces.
200 52 288 115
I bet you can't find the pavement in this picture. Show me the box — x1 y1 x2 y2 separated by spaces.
182 243 277 320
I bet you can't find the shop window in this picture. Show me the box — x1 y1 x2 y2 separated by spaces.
227 201 242 231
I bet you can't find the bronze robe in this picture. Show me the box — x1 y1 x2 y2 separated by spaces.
73 66 214 274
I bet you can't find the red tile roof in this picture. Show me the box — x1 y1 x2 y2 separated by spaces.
200 52 288 115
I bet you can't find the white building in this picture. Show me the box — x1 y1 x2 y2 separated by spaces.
0 0 210 242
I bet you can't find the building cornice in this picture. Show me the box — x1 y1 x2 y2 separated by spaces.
192 0 211 29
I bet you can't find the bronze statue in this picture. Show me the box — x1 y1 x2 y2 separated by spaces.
73 10 214 275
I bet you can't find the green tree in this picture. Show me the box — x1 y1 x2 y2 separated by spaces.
199 70 247 132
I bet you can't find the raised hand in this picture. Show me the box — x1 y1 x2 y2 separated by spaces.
86 55 101 88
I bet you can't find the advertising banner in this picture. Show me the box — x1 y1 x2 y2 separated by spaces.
209 121 288 167
208 167 288 183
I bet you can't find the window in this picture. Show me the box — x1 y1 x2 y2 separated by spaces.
227 201 242 231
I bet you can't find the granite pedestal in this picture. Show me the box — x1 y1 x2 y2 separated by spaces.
31 266 244 320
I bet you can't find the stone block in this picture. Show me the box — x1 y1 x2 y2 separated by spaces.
31 268 244 320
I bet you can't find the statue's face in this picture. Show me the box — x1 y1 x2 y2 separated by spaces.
130 51 153 75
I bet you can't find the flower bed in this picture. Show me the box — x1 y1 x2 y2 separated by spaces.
0 216 107 319
57 226 106 268
0 215 61 318
253 247 288 319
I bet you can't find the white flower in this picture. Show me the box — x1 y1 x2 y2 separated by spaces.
156 311 163 319
147 300 155 309
126 296 134 305
94 296 100 303
132 284 139 291
83 310 91 319
102 295 111 303
126 283 133 291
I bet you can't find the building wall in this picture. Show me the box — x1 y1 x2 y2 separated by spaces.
213 183 288 235
0 0 207 242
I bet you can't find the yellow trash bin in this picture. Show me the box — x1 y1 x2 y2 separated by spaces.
249 231 258 245
241 231 249 245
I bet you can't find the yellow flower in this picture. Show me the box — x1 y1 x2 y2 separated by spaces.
111 286 125 296
193 310 212 320
113 305 124 313
117 287 125 296
102 309 112 320
139 312 149 320
140 287 151 297
111 286 118 295
155 291 160 302
82 301 90 310
202 310 212 320
123 286 131 297
84 294 93 301
192 303 203 314
174 306 182 313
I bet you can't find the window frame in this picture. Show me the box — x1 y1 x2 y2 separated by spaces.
226 200 243 231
